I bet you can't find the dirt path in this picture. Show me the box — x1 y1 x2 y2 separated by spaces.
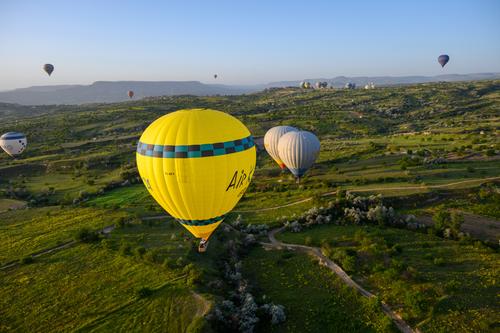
263 227 417 333
191 291 211 318
235 197 313 213
236 176 500 213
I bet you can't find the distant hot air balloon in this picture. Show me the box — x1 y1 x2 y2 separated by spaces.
128 90 134 99
0 132 27 157
278 131 320 181
214 74 218 79
364 82 375 89
136 109 256 252
438 55 449 68
264 126 298 169
43 64 54 76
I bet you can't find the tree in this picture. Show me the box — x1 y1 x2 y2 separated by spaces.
75 228 100 243
432 208 451 232
450 212 464 236
134 246 146 257
433 208 463 238
137 287 153 298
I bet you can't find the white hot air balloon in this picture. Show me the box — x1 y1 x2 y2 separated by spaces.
0 132 27 157
264 126 298 170
278 131 320 181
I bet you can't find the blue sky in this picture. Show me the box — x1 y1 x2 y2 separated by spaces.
1 0 499 90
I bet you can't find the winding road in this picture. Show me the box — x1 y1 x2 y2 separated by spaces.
263 227 417 333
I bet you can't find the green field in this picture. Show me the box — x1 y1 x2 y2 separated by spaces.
0 244 199 333
243 247 396 332
277 224 500 332
0 207 129 264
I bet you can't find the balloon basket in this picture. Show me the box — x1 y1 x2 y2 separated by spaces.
198 238 209 253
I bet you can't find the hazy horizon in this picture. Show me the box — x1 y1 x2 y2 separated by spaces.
2 72 500 93
1 0 500 90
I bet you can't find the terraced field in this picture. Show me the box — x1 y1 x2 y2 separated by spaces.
0 80 499 332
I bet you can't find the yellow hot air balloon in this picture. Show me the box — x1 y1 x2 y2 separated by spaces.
136 109 256 249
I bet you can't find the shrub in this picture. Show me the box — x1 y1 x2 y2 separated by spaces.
433 208 451 232
134 246 146 257
20 256 34 264
101 238 112 249
119 242 132 255
281 251 295 260
163 258 175 269
433 258 445 266
75 228 100 243
115 217 126 228
176 256 186 268
264 303 286 325
342 255 356 273
185 265 202 286
392 244 403 254
404 290 428 317
144 249 162 263
137 287 153 298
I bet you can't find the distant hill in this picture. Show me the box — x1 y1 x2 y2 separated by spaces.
0 81 259 105
1 73 499 105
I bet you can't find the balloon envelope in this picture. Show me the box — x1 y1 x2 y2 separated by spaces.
214 74 218 79
128 90 134 98
0 132 27 157
438 55 449 67
278 131 320 178
136 109 256 240
43 64 54 76
264 126 298 169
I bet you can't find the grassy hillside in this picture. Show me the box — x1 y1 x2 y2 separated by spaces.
0 80 498 332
